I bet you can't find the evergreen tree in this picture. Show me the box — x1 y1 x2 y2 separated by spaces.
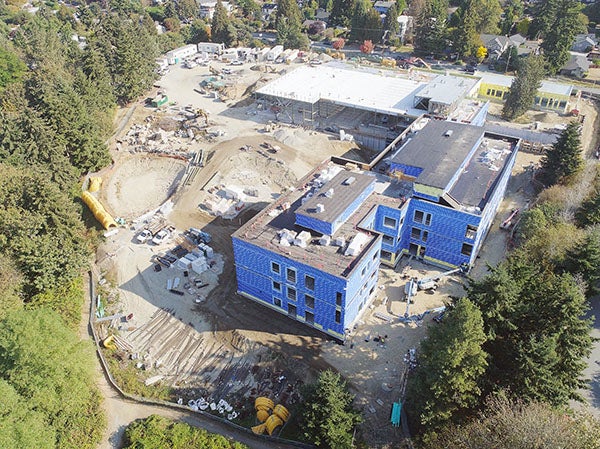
576 189 600 227
300 370 362 449
453 0 481 59
529 0 558 39
540 121 583 185
406 298 488 434
211 0 233 45
413 0 448 55
500 0 523 35
384 1 399 38
349 0 383 43
468 252 593 406
329 0 356 27
473 0 502 34
562 227 600 296
502 54 545 120
541 0 586 74
275 0 309 49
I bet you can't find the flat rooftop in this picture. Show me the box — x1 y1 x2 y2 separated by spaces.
391 120 518 208
449 134 516 209
390 120 484 190
233 162 404 279
296 171 374 224
415 74 478 105
478 72 573 96
255 63 426 116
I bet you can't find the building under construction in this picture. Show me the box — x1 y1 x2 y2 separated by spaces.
232 119 520 339
254 63 488 151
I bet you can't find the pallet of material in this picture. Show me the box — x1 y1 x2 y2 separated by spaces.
374 312 394 323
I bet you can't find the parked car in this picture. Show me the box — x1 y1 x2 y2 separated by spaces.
136 229 152 243
152 229 170 245
230 60 243 66
221 68 233 74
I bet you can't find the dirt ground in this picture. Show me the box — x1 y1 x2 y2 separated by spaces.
93 60 600 448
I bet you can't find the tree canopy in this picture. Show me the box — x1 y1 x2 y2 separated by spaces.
124 415 248 449
300 370 362 449
540 121 583 186
502 54 545 120
407 298 488 434
0 309 105 449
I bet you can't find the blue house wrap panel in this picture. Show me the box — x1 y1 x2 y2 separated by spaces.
233 237 362 338
400 199 482 267
389 163 423 178
294 214 333 235
343 241 381 329
295 182 375 235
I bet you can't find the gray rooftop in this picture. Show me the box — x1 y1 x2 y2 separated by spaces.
449 136 516 208
233 162 404 279
390 120 484 190
295 171 375 224
414 75 478 106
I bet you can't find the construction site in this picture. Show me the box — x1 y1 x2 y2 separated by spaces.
87 56 599 447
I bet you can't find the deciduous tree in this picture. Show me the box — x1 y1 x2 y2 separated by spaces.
424 395 600 449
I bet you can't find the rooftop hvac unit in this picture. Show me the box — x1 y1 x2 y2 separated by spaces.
293 231 312 248
316 203 325 213
319 235 331 246
343 177 356 186
333 236 346 247
344 232 370 256
324 188 334 198
444 129 454 137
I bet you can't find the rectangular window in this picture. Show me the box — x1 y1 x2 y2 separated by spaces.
382 235 394 245
288 304 297 316
286 267 296 283
271 262 280 274
305 275 315 291
273 297 282 307
461 243 473 256
305 295 315 309
272 281 281 292
287 286 297 301
361 266 367 277
369 285 376 295
414 210 424 223
381 250 392 261
411 227 421 239
336 292 343 307
486 88 492 95
465 225 478 239
305 311 314 324
335 310 341 324
383 216 397 228
422 230 429 242
424 213 431 226
373 251 379 261
495 90 503 98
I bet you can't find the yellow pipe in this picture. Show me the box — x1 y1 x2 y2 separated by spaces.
82 191 117 230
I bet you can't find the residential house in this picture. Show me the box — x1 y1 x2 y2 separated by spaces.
560 52 591 78
199 0 232 20
571 34 598 54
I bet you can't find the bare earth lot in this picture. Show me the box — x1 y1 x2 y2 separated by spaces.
93 60 600 448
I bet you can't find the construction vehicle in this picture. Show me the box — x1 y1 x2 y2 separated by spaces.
417 263 469 291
